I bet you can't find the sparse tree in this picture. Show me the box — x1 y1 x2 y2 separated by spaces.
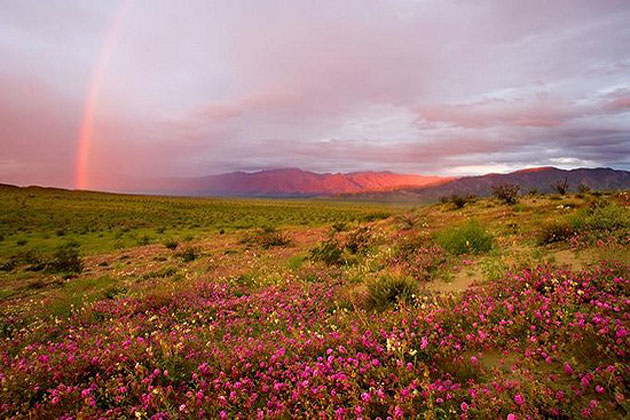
552 178 569 195
450 194 475 209
492 184 520 205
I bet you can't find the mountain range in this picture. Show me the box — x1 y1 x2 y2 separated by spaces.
347 166 630 202
111 166 630 200
120 168 452 197
4 167 630 200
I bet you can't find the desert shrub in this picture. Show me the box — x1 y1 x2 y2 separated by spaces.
527 187 538 196
104 286 127 299
331 222 348 233
551 178 569 195
393 235 447 281
492 184 520 205
570 204 629 232
450 194 475 209
394 213 419 230
242 227 291 249
16 239 27 246
537 222 576 245
345 226 372 254
512 203 526 212
137 235 152 246
435 220 494 255
164 238 179 250
363 274 417 311
0 256 18 272
142 266 178 280
310 238 344 266
577 183 591 194
439 196 450 204
176 246 199 262
48 242 84 273
362 212 390 222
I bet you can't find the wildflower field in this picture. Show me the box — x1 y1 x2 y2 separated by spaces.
0 186 629 419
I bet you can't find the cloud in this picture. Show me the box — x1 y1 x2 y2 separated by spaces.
0 0 629 189
416 94 579 128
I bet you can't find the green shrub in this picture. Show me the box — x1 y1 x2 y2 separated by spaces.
570 204 629 232
331 222 348 233
241 227 291 249
0 257 18 272
578 183 591 194
345 226 372 255
176 246 199 262
48 243 84 273
435 220 494 255
164 239 179 250
137 235 152 246
394 213 419 230
537 222 576 245
512 203 526 212
310 238 344 266
141 266 178 280
364 274 417 311
449 194 475 209
362 212 390 222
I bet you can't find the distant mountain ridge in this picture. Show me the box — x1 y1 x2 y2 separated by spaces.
3 167 629 199
134 168 452 197
349 167 630 202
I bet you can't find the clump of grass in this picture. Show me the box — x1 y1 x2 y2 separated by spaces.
310 238 345 266
394 213 419 230
241 227 291 249
480 252 509 281
435 220 494 255
492 184 520 205
361 211 390 222
578 183 591 194
48 242 84 274
137 235 152 246
331 222 348 233
345 226 372 255
447 194 476 209
0 257 18 272
512 203 526 212
537 222 576 245
287 254 306 270
176 246 200 262
164 238 179 250
363 274 417 311
142 266 178 280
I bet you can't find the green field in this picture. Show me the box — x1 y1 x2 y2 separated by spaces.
0 185 397 257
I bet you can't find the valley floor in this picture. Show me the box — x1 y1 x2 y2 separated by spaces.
0 188 628 419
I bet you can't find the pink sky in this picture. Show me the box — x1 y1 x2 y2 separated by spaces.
1 0 629 189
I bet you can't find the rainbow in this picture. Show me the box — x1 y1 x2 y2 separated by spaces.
75 0 133 190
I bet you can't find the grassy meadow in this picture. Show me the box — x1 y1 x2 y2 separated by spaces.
0 185 629 418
